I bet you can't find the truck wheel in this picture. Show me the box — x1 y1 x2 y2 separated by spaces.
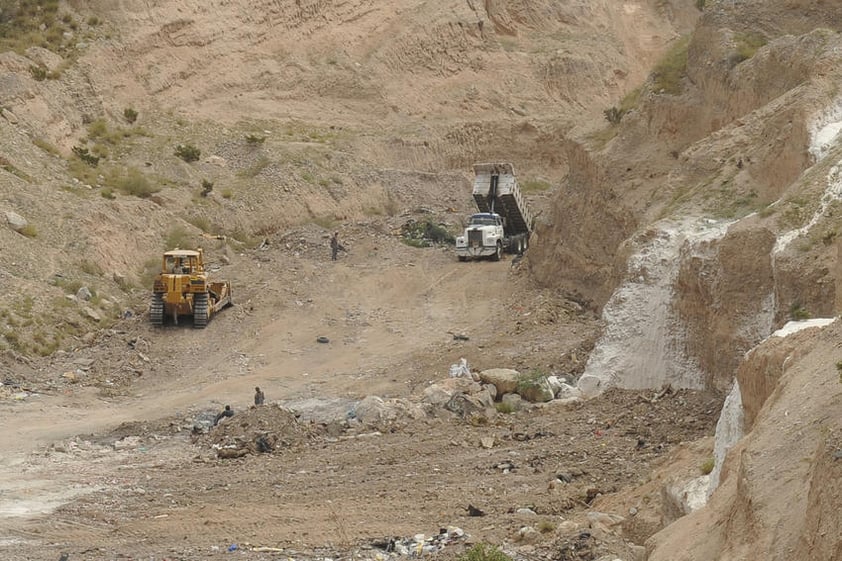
492 241 502 261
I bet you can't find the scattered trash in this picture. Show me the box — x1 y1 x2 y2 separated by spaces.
466 505 485 517
227 543 239 552
372 527 467 556
316 336 330 344
448 358 471 378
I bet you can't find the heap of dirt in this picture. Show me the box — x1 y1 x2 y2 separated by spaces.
194 403 321 458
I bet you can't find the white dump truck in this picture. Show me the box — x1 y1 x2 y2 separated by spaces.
455 163 534 261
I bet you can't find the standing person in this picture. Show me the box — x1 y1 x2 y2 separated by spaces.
254 386 265 406
330 231 343 261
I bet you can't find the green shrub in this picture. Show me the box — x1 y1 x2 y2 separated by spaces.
495 402 516 414
201 179 214 197
87 118 109 139
457 544 512 561
72 145 100 167
123 107 138 124
700 457 715 475
604 106 625 125
29 65 47 81
245 133 266 145
696 0 706 9
175 143 201 162
516 369 547 395
221 188 233 199
100 187 115 199
652 36 690 95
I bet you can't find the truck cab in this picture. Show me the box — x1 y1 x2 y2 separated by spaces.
455 212 505 261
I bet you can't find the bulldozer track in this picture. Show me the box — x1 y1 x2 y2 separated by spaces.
193 293 209 329
149 294 164 326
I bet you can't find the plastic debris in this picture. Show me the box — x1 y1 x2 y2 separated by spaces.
372 527 468 557
448 358 471 378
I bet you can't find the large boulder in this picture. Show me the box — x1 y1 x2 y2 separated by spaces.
479 368 520 395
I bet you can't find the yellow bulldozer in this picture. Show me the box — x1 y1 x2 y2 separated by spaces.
150 248 232 328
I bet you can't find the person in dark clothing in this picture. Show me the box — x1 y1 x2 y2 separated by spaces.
213 404 234 426
330 231 345 260
254 386 265 405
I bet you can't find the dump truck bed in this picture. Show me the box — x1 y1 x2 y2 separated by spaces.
472 163 533 236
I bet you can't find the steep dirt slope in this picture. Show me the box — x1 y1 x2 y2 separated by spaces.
647 320 842 561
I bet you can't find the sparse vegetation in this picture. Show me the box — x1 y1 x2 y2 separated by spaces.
107 167 160 198
29 65 47 81
730 32 767 67
79 259 104 276
789 303 810 321
696 0 706 10
201 179 214 197
604 106 625 125
175 143 201 162
457 544 512 561
165 226 192 250
0 0 73 54
19 224 38 238
495 401 516 414
521 179 552 193
123 107 138 124
238 156 270 178
700 457 715 475
400 219 455 247
651 36 690 95
221 188 234 199
33 137 60 156
516 369 548 395
0 156 31 181
245 133 266 145
72 145 100 167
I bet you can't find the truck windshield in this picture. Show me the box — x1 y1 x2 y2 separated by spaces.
470 216 497 226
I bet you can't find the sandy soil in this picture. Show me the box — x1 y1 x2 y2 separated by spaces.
0 220 721 561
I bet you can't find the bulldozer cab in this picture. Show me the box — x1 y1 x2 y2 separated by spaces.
162 249 203 275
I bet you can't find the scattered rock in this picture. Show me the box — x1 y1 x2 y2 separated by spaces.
76 286 92 301
501 392 524 411
5 210 27 233
83 307 102 321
